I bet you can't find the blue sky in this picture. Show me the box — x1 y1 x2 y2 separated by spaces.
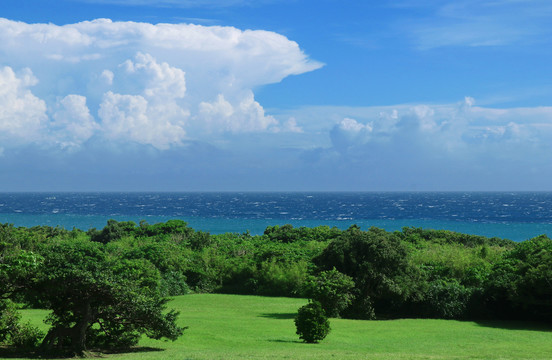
1 0 552 191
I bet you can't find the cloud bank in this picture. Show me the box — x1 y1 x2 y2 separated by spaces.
252 97 552 190
0 18 322 150
1 17 552 190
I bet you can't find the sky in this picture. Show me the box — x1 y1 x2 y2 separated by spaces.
1 0 552 191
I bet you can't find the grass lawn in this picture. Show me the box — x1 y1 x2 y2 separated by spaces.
16 294 552 359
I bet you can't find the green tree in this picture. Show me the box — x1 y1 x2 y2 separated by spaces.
88 220 137 244
485 235 552 321
294 301 330 343
34 239 185 356
314 226 414 319
306 268 355 317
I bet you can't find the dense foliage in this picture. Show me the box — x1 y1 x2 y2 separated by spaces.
305 268 355 317
1 219 550 354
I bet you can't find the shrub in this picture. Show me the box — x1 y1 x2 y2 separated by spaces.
256 259 308 297
11 322 44 350
160 271 190 296
418 279 473 319
0 300 43 351
294 301 330 343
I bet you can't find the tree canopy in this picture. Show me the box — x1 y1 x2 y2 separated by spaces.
35 239 185 355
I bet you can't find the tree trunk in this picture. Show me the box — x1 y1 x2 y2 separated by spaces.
39 301 93 356
71 300 93 355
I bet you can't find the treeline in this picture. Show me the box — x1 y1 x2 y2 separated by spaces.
1 220 551 353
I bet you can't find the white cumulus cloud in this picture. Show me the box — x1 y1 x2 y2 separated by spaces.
199 92 278 133
276 96 552 169
0 18 322 150
52 95 99 148
99 91 187 149
330 117 373 151
0 66 47 143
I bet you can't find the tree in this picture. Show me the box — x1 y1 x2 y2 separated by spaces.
34 239 185 356
306 268 355 317
313 226 414 319
294 301 330 343
485 235 552 321
88 220 137 244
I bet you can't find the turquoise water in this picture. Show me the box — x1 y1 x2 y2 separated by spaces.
2 192 552 241
1 213 551 241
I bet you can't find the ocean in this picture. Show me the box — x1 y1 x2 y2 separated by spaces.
1 192 552 242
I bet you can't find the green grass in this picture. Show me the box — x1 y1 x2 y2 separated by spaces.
17 294 552 359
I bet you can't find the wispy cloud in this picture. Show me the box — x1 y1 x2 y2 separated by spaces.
395 0 552 49
66 0 281 8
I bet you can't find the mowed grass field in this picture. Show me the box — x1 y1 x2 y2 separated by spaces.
18 294 552 360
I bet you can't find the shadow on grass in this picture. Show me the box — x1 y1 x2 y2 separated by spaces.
259 312 296 320
268 339 303 344
0 348 55 359
474 320 552 332
0 346 165 359
0 347 43 359
102 346 166 354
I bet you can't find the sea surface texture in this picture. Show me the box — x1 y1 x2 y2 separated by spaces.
1 192 552 242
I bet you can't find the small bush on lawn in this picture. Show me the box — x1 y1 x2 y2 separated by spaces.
294 301 330 343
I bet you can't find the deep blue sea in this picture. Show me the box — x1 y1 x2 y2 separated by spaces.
1 192 552 241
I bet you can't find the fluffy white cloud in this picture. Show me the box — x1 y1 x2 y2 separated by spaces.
99 91 187 149
0 66 47 143
279 97 552 163
52 95 99 148
98 53 189 149
101 70 114 85
0 18 322 150
0 18 321 87
281 118 303 133
334 98 549 148
120 52 187 99
198 92 277 133
330 118 373 151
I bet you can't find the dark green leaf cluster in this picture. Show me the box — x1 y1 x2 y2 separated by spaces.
314 226 414 319
294 301 330 343
305 268 355 317
485 235 552 321
311 225 551 322
264 224 342 243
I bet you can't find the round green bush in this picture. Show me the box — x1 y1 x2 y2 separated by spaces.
294 301 330 343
